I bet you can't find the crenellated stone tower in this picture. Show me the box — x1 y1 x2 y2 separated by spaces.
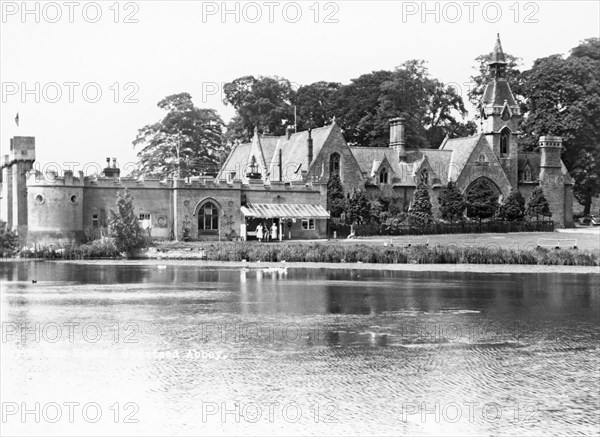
481 34 520 188
0 137 36 234
538 136 571 227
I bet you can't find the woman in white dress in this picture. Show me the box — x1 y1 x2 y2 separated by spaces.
255 224 263 242
271 222 278 241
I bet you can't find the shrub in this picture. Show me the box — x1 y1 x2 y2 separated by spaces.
327 174 345 218
438 181 466 223
1 228 20 257
109 188 147 257
346 189 371 224
467 179 498 222
526 187 551 220
498 189 525 221
411 182 433 218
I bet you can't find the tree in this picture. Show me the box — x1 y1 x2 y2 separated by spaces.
369 198 385 223
133 93 224 179
466 180 498 222
223 75 295 143
525 187 551 220
332 70 394 146
518 40 600 213
571 149 600 214
408 181 434 226
0 223 20 257
497 189 525 221
293 81 341 131
410 182 433 216
438 181 466 223
327 174 345 218
109 189 147 257
346 189 371 224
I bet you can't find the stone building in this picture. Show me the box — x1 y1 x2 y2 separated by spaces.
217 36 573 227
0 35 573 243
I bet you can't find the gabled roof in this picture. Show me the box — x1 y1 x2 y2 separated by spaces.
351 147 409 180
217 123 336 183
518 153 540 181
278 123 335 176
440 133 484 182
418 149 453 185
216 142 251 180
517 152 574 185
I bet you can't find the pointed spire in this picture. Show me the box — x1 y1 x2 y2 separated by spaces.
488 33 506 65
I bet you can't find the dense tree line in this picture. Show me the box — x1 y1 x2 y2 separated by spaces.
132 38 598 213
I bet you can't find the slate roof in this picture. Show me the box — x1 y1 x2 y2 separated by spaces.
482 80 518 108
276 124 334 176
517 153 540 182
217 124 335 183
440 133 483 182
350 147 417 184
517 152 574 184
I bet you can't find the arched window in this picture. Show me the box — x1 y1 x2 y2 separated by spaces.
500 128 510 156
198 202 219 231
420 169 428 184
523 167 532 182
379 167 388 184
479 154 486 163
329 153 340 176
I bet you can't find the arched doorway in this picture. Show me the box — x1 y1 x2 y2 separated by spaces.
465 177 501 221
196 200 220 237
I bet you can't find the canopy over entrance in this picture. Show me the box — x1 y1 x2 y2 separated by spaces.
241 204 330 219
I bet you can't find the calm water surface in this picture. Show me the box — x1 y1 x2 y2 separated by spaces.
1 261 599 436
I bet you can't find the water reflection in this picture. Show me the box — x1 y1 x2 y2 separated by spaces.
1 261 598 436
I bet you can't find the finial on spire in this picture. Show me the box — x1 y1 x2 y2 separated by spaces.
489 33 507 65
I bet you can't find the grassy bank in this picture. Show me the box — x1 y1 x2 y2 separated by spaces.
16 239 599 267
172 242 599 266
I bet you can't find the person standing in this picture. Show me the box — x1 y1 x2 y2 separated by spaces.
256 223 263 242
271 222 278 242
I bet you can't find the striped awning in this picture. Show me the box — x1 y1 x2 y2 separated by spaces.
241 203 330 219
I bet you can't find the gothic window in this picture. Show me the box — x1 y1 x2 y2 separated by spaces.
479 154 486 163
379 167 389 184
523 166 532 182
198 202 219 231
420 169 428 184
500 128 510 156
329 153 340 176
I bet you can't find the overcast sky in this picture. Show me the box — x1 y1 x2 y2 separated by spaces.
1 0 598 171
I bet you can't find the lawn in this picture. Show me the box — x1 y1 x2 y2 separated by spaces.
155 230 600 252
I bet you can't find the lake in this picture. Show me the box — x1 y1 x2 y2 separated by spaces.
1 261 598 436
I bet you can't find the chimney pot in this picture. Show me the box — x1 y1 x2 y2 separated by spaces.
286 125 295 140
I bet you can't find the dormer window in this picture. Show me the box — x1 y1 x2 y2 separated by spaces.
523 166 532 182
247 156 261 179
420 169 428 184
379 167 389 184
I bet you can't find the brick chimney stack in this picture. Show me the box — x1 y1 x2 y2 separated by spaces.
390 116 407 161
